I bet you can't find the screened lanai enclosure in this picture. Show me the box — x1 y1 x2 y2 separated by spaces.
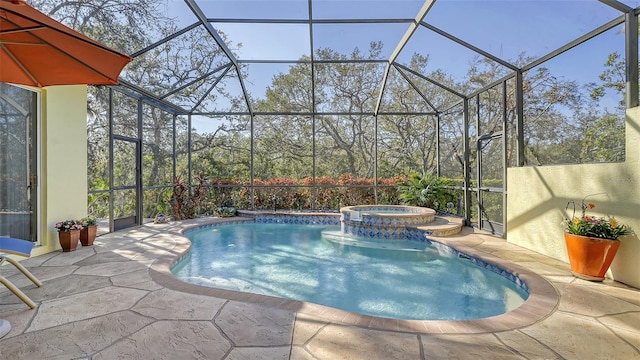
51 0 636 235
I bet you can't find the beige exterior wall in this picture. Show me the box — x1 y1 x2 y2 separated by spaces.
33 85 88 256
507 107 640 288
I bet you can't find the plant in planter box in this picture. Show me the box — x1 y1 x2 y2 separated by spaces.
562 195 630 281
54 220 82 252
79 216 98 246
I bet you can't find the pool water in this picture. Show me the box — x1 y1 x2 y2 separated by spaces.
173 223 528 320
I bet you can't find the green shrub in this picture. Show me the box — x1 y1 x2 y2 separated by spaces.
397 172 456 209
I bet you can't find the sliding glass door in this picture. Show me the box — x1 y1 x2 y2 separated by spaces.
0 84 38 242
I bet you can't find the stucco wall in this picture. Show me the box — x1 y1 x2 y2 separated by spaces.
33 85 88 256
507 107 640 288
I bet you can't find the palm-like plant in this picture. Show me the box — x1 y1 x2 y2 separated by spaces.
397 172 455 209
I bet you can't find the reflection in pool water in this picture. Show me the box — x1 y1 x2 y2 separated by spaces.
173 223 528 320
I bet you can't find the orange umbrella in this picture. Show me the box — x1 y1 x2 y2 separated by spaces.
0 0 131 87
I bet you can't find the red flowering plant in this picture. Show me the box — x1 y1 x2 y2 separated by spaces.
54 219 83 232
563 196 629 240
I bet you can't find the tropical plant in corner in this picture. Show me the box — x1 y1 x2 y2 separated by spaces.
396 172 455 210
171 173 208 220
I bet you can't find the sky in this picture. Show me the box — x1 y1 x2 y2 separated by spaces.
158 0 633 118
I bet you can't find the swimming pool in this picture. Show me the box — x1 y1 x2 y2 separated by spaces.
172 222 529 321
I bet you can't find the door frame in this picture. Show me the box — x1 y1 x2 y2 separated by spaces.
110 135 142 232
476 131 504 235
0 85 40 243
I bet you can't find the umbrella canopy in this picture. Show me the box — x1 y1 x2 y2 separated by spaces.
0 0 131 87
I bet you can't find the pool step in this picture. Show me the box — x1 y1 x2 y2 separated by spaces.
416 216 464 237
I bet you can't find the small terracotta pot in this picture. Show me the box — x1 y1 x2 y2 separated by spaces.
80 225 98 246
564 232 620 281
58 230 80 252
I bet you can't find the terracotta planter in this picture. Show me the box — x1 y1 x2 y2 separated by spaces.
80 225 98 246
58 229 80 252
564 232 620 281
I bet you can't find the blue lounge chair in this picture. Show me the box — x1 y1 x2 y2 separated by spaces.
0 237 42 309
0 318 9 338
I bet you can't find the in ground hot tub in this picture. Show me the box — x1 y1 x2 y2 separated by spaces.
340 205 436 240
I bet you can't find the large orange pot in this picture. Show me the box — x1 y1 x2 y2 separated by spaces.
564 232 620 281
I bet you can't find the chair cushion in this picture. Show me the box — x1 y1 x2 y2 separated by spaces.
0 237 35 257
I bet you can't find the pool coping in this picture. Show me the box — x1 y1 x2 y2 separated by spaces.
149 217 559 334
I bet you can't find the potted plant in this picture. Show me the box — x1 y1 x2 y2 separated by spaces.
154 213 168 224
54 220 82 252
80 216 98 246
216 198 237 217
563 196 630 281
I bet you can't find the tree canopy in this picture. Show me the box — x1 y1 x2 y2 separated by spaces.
32 0 628 217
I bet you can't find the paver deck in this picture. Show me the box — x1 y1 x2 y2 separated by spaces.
1 217 639 359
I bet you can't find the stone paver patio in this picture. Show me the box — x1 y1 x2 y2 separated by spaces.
1 217 639 359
